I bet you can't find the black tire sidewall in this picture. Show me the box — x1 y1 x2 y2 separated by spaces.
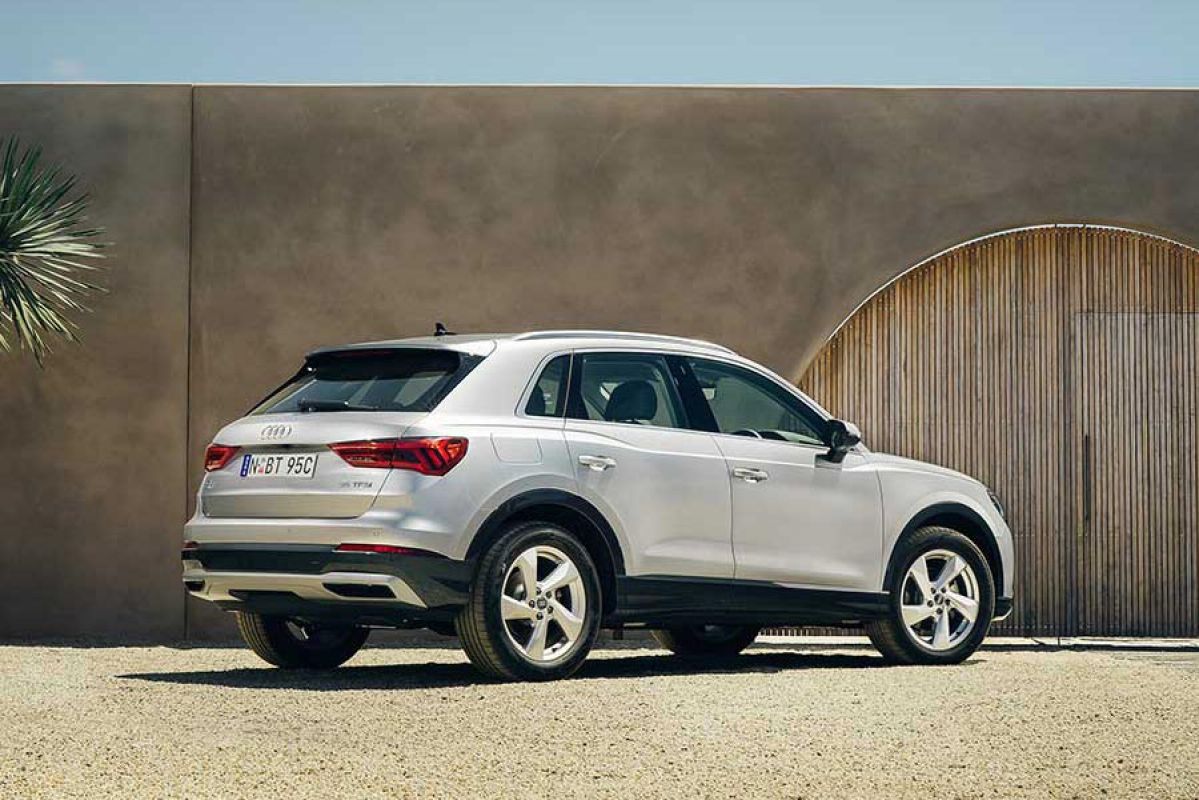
887 527 995 664
477 523 602 680
244 613 368 669
654 625 760 657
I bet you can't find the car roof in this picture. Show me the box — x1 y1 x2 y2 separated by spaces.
308 330 736 357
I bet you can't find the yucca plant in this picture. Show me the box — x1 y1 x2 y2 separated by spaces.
0 138 105 365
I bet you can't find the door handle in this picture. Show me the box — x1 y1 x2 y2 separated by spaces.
732 467 769 483
578 454 617 472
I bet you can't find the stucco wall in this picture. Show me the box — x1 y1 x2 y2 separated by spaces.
0 86 191 638
3 85 1199 638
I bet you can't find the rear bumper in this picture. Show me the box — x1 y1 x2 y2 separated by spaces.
182 544 472 625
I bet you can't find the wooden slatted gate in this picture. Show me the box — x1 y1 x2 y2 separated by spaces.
798 226 1199 637
1073 313 1198 636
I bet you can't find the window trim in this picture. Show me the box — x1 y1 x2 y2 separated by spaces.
666 355 719 432
564 349 693 432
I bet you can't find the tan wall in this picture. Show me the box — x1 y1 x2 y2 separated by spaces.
0 86 191 638
3 85 1199 638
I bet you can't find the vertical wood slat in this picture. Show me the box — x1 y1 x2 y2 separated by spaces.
799 225 1199 637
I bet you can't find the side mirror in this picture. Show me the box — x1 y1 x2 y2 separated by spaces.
822 419 862 464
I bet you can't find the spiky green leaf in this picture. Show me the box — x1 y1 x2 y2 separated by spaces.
0 138 105 365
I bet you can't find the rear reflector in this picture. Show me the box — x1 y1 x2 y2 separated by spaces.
204 444 241 472
334 543 444 558
328 437 468 475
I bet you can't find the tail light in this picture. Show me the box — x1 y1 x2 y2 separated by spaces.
334 543 444 557
329 437 468 476
392 437 469 475
204 444 241 472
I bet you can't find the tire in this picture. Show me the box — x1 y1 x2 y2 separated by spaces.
652 625 761 657
236 611 369 669
866 526 995 665
455 521 602 681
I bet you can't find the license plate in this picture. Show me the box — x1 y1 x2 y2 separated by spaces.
239 453 318 479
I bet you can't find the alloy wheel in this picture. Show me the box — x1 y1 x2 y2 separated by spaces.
500 545 588 663
900 549 980 651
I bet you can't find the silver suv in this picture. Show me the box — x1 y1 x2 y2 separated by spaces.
184 330 1014 680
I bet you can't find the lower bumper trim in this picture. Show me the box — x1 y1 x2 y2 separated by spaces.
216 592 456 627
182 544 473 625
184 569 427 607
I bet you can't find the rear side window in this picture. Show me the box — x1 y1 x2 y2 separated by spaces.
567 352 686 429
252 349 481 414
525 355 570 417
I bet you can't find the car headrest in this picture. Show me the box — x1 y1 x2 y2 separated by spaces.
604 380 658 423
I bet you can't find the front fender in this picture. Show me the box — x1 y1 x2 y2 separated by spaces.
879 478 1014 598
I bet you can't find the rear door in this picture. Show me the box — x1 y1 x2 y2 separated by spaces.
562 351 734 578
200 347 477 519
682 356 883 591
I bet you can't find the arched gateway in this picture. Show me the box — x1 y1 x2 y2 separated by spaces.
801 225 1199 637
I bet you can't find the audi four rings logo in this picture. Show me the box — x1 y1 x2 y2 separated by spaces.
259 424 293 440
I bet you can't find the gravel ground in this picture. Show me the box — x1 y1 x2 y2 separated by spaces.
1 641 1197 799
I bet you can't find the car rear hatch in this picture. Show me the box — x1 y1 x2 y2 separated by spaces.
201 412 426 518
199 346 483 519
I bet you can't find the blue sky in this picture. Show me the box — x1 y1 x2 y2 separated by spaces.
3 0 1196 85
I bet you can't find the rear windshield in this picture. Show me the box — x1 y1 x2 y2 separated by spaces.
251 349 482 414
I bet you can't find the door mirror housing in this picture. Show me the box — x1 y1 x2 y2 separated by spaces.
822 419 862 464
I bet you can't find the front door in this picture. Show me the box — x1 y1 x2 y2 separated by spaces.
563 351 734 578
683 356 883 591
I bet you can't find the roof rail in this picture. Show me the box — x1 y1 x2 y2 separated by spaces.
512 330 735 354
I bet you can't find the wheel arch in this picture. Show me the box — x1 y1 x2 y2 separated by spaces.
466 489 625 615
883 502 1004 595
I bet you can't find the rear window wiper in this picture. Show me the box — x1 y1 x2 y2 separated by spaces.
296 399 379 413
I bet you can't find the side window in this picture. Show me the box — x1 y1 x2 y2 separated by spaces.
568 352 686 429
525 355 570 417
685 357 826 446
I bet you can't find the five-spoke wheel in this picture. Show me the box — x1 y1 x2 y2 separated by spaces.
866 526 995 664
500 544 588 663
899 549 981 651
456 521 602 681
